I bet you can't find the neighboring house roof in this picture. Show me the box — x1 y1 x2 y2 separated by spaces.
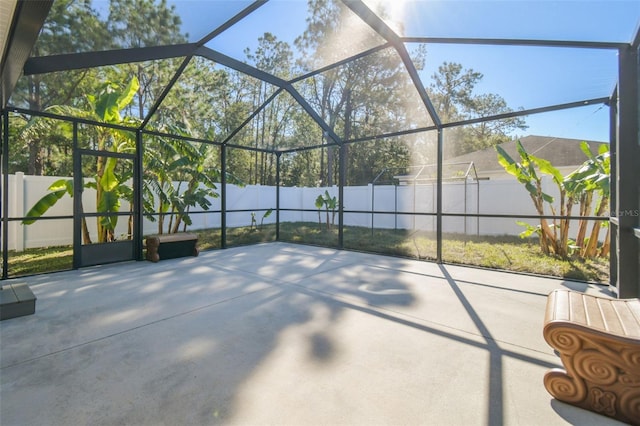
446 135 608 177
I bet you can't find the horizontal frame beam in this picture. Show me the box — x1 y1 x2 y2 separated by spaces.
402 37 626 50
196 46 288 88
343 97 609 145
23 44 198 75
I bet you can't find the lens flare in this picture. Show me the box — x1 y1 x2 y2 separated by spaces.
363 0 409 35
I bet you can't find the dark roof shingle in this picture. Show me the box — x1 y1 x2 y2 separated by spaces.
446 135 607 174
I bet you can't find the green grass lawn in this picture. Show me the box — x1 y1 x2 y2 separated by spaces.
6 222 609 283
277 223 608 283
8 246 73 277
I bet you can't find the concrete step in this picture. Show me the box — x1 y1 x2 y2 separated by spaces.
0 283 36 320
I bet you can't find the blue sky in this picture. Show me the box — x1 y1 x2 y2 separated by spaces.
399 0 639 42
172 1 639 142
398 0 639 142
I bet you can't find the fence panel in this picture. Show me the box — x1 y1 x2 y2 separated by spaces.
4 174 606 250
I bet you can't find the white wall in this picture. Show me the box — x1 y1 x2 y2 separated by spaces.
4 173 607 251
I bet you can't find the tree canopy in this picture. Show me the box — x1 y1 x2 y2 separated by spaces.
8 0 527 187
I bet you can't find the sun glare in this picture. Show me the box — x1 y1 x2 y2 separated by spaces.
363 0 409 35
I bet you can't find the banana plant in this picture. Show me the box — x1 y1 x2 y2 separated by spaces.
249 209 272 231
143 128 244 234
566 142 610 258
496 140 562 256
315 195 324 229
315 190 338 231
497 140 610 259
260 209 273 230
23 77 140 244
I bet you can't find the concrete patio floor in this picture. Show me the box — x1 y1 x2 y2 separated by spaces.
0 242 626 425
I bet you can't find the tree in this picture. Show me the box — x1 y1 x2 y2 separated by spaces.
9 0 108 175
9 0 191 176
107 0 188 121
429 62 528 158
108 0 185 49
461 94 526 150
243 33 296 184
279 110 324 187
429 62 481 124
7 113 75 176
280 149 323 187
295 0 422 185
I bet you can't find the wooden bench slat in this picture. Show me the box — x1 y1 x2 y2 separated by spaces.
554 289 570 321
617 300 640 337
628 299 640 332
598 298 625 335
148 233 198 244
582 293 605 330
568 290 584 323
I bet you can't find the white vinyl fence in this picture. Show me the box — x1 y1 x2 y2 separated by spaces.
4 172 606 251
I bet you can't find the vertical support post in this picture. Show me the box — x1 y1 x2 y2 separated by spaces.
13 172 24 252
412 176 416 230
609 89 618 291
72 122 81 269
464 177 468 236
221 144 227 249
276 152 281 241
615 45 640 298
2 110 9 279
134 130 143 260
436 129 443 263
394 184 398 230
338 143 346 249
370 182 374 236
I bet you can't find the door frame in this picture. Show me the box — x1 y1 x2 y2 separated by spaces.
73 147 138 268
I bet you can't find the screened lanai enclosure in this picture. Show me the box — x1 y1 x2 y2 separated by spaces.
1 0 639 296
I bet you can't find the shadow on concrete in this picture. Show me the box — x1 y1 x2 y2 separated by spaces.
0 244 606 425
